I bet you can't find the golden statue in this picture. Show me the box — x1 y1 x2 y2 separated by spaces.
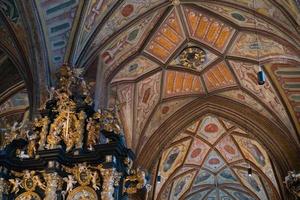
75 111 86 149
26 131 37 158
38 116 50 150
86 118 99 150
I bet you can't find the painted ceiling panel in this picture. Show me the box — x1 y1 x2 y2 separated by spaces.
144 8 185 63
135 71 161 139
275 0 300 25
116 83 134 148
183 6 235 53
196 115 226 144
217 168 239 184
203 150 226 173
270 64 300 127
112 55 160 82
233 135 279 190
215 135 243 163
72 0 118 61
229 32 299 61
101 10 163 79
185 189 211 200
218 89 274 121
90 0 166 57
163 70 204 98
223 188 256 200
221 0 297 33
197 2 299 48
193 169 215 186
233 168 268 199
154 115 280 200
230 61 295 134
185 137 210 166
36 0 80 70
0 90 28 113
203 61 236 92
140 97 196 153
169 171 196 200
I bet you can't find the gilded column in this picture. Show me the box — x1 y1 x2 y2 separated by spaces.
0 178 9 200
100 168 116 200
44 172 61 200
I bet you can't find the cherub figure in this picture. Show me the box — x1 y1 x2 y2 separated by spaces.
33 175 46 190
9 178 23 194
63 175 77 193
91 171 99 190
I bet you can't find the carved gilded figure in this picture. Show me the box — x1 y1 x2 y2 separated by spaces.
38 116 50 150
63 175 77 194
86 118 99 150
75 111 86 149
9 178 23 194
26 131 37 158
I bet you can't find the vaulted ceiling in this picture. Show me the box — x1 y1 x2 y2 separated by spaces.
0 0 299 199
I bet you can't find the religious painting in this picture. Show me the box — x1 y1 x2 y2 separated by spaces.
169 171 196 200
203 150 225 173
193 169 215 186
234 168 268 199
159 139 191 180
217 167 238 184
216 135 243 163
233 135 279 190
185 137 210 166
197 115 225 144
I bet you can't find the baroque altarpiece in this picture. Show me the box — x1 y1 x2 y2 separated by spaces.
0 65 147 200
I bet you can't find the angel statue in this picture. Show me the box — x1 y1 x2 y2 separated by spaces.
9 178 23 194
91 171 99 191
86 117 99 150
63 175 77 193
33 175 46 190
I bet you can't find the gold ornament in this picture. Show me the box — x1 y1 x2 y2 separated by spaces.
66 186 98 200
179 47 206 69
16 191 41 200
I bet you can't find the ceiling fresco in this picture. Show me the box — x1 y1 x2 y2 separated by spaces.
154 114 280 200
0 1 299 199
35 0 80 71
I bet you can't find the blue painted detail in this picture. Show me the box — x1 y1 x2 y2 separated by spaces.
53 41 66 47
51 23 70 33
46 0 76 15
54 56 61 61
